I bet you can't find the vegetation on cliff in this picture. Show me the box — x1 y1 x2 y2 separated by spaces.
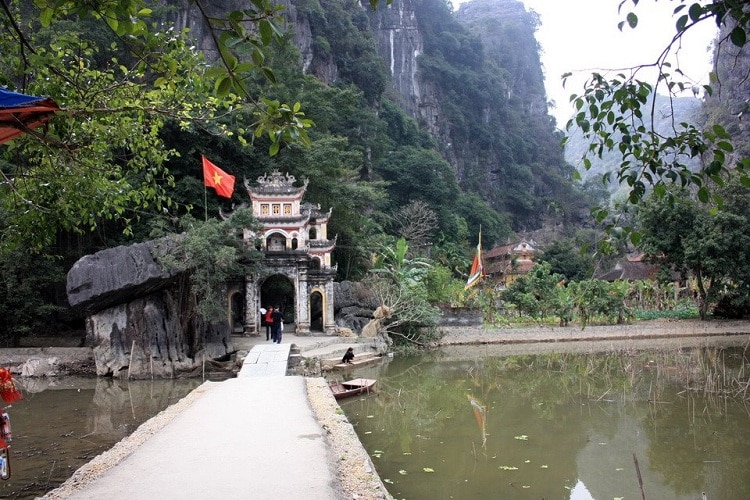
2 0 750 344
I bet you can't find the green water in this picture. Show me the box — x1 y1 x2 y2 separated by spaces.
340 344 750 500
0 377 201 499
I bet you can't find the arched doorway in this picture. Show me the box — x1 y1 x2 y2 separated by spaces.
260 274 295 330
228 289 244 334
309 290 324 332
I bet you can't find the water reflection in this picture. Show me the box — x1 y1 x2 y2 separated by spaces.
339 342 750 500
0 377 201 499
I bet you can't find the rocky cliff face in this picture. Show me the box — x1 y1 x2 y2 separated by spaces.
454 0 547 119
367 0 441 134
170 0 505 144
170 0 579 229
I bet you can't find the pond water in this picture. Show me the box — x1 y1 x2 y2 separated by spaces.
0 377 202 499
339 341 750 500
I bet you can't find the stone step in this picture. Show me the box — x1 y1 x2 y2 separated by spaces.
299 338 375 359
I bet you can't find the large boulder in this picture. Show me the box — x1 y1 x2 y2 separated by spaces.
335 306 373 334
67 237 232 379
334 280 378 310
66 238 180 315
333 281 377 333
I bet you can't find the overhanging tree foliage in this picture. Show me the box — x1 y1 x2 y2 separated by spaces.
564 0 750 247
366 237 440 346
0 0 311 253
152 207 263 322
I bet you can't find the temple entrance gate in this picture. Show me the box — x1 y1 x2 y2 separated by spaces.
232 170 337 336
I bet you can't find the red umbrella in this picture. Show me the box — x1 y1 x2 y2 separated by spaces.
0 88 59 144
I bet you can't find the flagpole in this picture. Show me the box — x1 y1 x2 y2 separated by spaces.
204 185 208 222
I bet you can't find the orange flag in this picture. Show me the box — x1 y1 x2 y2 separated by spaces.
202 155 235 198
465 229 483 290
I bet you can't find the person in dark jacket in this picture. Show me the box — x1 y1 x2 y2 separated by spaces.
342 347 355 364
271 306 284 343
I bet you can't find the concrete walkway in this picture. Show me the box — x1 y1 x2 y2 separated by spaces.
238 342 291 377
60 377 338 500
44 336 352 500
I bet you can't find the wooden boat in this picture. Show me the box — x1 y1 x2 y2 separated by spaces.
328 378 377 400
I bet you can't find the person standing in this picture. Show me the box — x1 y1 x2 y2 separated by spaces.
263 307 273 341
271 306 284 343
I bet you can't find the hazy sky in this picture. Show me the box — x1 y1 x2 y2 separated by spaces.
454 0 717 125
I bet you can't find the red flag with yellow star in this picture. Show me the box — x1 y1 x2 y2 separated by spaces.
202 155 235 198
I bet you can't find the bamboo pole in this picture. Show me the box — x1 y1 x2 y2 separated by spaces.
633 453 646 500
128 340 135 380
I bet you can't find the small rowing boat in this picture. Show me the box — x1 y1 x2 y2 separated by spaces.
328 378 377 400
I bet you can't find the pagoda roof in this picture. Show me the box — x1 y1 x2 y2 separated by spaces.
485 240 536 259
245 170 309 198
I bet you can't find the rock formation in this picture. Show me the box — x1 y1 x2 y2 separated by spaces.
333 280 378 333
67 238 232 379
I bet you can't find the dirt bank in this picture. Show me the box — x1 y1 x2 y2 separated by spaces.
436 318 750 345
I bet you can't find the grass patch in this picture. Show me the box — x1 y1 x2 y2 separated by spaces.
634 306 700 321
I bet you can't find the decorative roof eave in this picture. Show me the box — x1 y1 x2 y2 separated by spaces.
257 213 312 226
308 206 333 223
308 246 336 254
308 240 336 248
308 205 332 216
244 170 309 199
308 235 337 251
246 187 306 200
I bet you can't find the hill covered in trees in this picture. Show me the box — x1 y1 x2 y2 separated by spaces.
0 0 596 343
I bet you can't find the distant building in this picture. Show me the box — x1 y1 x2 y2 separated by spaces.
597 253 661 282
484 240 537 288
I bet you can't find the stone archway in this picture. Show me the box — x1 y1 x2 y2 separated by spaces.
260 274 295 328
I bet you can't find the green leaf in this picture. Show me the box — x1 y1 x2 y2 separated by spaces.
215 76 232 97
626 13 638 29
39 8 53 27
629 231 642 246
259 20 273 45
730 26 746 47
697 186 709 203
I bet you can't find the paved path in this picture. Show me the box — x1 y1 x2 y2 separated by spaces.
238 342 291 377
44 337 349 500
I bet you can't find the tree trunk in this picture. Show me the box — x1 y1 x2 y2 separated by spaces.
695 270 709 320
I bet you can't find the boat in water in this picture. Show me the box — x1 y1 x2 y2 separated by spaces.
328 378 377 400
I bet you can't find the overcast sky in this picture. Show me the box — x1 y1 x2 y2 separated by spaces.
454 0 718 125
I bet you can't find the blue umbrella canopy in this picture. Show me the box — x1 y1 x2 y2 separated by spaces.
0 88 59 144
